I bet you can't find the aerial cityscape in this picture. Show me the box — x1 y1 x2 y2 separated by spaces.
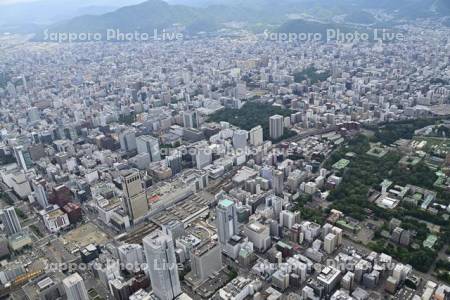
0 0 449 299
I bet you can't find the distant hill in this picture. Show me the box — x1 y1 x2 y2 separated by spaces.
35 0 450 39
276 19 406 44
38 0 300 39
444 18 450 27
356 0 449 18
45 0 200 33
344 11 376 25
433 0 450 17
277 19 360 42
0 0 142 28
278 19 336 37
184 19 219 34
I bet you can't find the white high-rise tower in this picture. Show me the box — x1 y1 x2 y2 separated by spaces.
62 273 89 300
215 199 238 246
143 230 181 300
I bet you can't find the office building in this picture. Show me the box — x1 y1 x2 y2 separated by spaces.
188 241 222 283
166 151 183 175
62 273 89 300
13 146 32 171
121 170 148 223
317 266 342 294
195 146 212 169
136 135 161 162
216 199 238 246
162 220 185 242
118 244 144 271
342 271 355 291
0 207 22 236
31 177 49 208
183 111 199 129
280 210 299 229
232 130 248 150
119 129 137 152
244 221 271 252
39 205 70 233
143 230 181 300
269 195 283 220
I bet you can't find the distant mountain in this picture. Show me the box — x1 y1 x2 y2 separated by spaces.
344 11 376 25
444 18 450 27
164 0 225 7
275 19 406 44
185 19 219 34
432 0 450 16
34 0 450 39
39 0 300 38
44 0 200 33
276 19 363 43
75 5 120 16
278 19 335 36
349 0 449 18
0 0 143 29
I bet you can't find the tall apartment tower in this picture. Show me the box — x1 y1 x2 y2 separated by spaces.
215 199 238 246
121 169 148 224
272 170 284 196
232 130 248 150
143 230 181 300
0 207 22 235
62 273 89 300
136 135 161 162
269 115 284 140
249 125 263 146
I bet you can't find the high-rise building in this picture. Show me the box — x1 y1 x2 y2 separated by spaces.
279 210 297 229
342 271 355 291
272 170 284 195
121 170 148 223
166 151 182 175
118 244 144 271
183 111 199 129
188 241 222 283
269 115 284 140
195 146 212 169
270 195 283 220
136 135 161 162
317 266 342 294
244 221 271 252
13 146 32 171
0 207 22 235
216 199 238 246
27 107 40 123
161 220 185 242
143 230 181 300
324 233 337 254
119 129 137 153
62 273 89 300
31 177 49 209
249 125 263 146
232 130 248 150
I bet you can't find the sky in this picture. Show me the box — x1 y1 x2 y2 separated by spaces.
0 0 145 5
0 0 34 4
